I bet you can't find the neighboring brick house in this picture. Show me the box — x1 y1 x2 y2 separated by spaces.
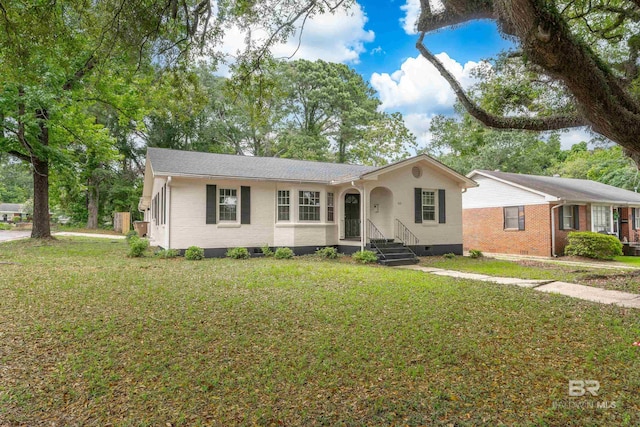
463 170 640 257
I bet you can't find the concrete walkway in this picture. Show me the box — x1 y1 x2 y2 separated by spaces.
53 232 126 239
398 265 640 309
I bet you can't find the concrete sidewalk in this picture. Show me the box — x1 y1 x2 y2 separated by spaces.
53 232 126 239
399 265 640 309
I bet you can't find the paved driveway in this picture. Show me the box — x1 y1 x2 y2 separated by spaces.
0 230 31 242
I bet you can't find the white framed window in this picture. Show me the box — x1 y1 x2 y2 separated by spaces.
592 205 611 233
277 190 290 221
421 190 436 222
504 206 524 230
635 209 640 230
219 188 237 221
562 206 574 230
299 190 320 221
327 192 334 222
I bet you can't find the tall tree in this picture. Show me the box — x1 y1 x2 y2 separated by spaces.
275 59 416 164
0 0 352 238
427 109 562 175
416 0 640 162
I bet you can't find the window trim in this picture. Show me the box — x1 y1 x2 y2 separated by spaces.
218 187 238 222
298 190 321 222
635 208 640 230
562 206 574 230
421 190 437 222
277 190 290 222
503 206 524 231
327 192 334 222
591 204 612 233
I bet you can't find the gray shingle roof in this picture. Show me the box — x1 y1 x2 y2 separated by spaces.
475 170 640 204
147 147 379 183
0 203 25 212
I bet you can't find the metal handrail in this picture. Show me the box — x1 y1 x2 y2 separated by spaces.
367 219 386 242
395 218 419 246
367 219 386 259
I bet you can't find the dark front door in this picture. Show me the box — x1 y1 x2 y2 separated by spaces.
344 194 360 239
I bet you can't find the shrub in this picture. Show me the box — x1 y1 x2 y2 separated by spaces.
468 249 483 259
565 231 623 260
315 246 338 259
443 252 456 259
125 230 138 242
226 247 251 259
155 248 180 259
261 244 274 257
274 247 294 259
127 237 149 258
352 250 378 264
185 246 205 261
0 223 12 230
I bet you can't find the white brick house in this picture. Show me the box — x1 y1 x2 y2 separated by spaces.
139 148 476 257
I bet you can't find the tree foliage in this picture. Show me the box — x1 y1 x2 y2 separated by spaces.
427 109 562 175
416 0 640 163
0 0 354 237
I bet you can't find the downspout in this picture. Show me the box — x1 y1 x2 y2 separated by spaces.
165 176 172 249
362 182 367 252
550 201 566 257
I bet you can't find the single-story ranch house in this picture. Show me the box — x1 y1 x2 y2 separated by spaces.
0 203 26 222
463 169 640 257
139 147 477 258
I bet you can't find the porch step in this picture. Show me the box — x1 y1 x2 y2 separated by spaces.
369 241 419 266
379 257 420 267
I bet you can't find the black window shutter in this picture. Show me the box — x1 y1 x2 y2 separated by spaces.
573 205 580 230
558 206 564 230
414 188 422 224
206 185 217 224
241 186 251 224
518 206 525 230
438 189 446 224
633 208 637 230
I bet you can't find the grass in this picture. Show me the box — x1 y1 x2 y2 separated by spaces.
421 255 640 294
1 238 639 425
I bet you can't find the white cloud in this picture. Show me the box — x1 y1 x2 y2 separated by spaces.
371 52 482 113
400 0 420 34
401 0 445 34
217 3 374 75
403 113 438 151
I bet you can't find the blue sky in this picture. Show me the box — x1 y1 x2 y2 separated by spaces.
222 0 591 150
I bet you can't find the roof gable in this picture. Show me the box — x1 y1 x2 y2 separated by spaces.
469 170 640 205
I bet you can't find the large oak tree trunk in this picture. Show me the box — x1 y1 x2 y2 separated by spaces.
31 156 51 238
31 109 51 239
86 185 99 229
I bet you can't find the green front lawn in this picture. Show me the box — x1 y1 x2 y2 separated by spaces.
1 238 639 425
421 255 640 294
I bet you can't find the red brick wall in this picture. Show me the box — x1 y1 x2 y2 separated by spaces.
553 205 588 256
463 205 553 257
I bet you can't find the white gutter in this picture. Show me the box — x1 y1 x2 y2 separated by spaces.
550 201 566 257
165 177 172 249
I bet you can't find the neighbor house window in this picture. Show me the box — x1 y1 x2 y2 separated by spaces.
635 209 640 229
277 190 290 221
562 206 573 230
299 191 320 221
327 192 334 222
421 190 436 222
219 188 237 221
592 205 611 232
504 206 524 230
